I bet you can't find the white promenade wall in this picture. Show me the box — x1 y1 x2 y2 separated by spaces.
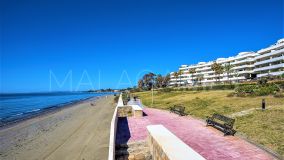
147 125 205 160
108 94 123 160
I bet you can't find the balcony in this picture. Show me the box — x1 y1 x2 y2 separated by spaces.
232 64 254 70
255 55 284 66
257 43 284 54
254 63 284 72
204 74 226 78
194 62 213 68
257 71 284 78
200 70 214 74
181 65 199 70
201 79 216 83
231 58 255 65
255 48 284 60
233 76 245 81
196 67 211 71
203 70 253 79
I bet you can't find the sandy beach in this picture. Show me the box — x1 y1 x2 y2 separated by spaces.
0 95 116 160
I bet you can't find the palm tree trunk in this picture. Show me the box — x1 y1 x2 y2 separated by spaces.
228 72 231 84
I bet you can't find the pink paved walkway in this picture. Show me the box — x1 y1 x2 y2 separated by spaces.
116 108 274 160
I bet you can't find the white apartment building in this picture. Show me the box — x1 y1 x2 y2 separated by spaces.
170 38 284 86
254 39 284 78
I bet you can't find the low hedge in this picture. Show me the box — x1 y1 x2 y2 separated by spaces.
135 80 284 94
184 84 238 91
234 83 280 96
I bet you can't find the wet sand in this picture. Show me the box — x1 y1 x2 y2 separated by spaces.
0 95 116 160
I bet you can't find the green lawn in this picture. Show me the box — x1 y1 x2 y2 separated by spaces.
134 90 284 157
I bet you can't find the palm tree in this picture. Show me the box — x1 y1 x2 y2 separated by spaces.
211 62 224 83
149 72 156 89
142 72 156 90
138 79 144 89
281 73 284 80
233 70 240 83
155 74 163 88
188 68 196 86
173 72 179 87
196 74 204 86
162 74 171 87
178 70 183 86
224 63 234 84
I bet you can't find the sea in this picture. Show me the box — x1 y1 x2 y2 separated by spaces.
0 92 114 127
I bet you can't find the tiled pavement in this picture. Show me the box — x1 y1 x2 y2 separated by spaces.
116 108 275 160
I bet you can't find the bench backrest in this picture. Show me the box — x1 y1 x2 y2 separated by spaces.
212 113 235 126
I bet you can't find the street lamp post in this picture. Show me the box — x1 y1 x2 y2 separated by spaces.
262 99 266 111
152 84 154 106
151 75 156 107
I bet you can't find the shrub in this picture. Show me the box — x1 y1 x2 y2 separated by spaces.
114 95 119 103
196 86 204 91
184 84 237 91
227 92 235 97
211 84 236 90
235 85 256 94
205 86 211 91
160 88 173 92
122 92 129 104
254 84 279 96
254 87 272 96
270 80 284 89
236 92 246 97
274 92 284 98
188 88 194 91
235 83 280 96
258 78 268 86
211 85 224 90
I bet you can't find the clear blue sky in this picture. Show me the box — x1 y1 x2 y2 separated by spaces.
0 0 283 92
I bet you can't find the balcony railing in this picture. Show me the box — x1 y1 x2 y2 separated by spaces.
232 64 254 70
257 71 284 77
196 67 211 71
255 55 284 66
231 58 255 65
257 43 284 54
255 48 284 60
254 63 284 72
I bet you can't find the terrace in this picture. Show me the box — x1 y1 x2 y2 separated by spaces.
114 98 275 160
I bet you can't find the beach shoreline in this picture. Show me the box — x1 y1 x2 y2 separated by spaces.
0 95 116 160
0 95 100 130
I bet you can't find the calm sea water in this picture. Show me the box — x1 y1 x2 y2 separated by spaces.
0 92 113 126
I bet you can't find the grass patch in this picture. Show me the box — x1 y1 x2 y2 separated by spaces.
135 90 284 157
236 109 284 156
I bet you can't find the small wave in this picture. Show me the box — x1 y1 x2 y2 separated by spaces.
12 113 23 116
26 108 41 113
32 109 41 112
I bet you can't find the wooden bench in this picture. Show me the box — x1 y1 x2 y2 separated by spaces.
206 113 236 136
169 105 187 116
